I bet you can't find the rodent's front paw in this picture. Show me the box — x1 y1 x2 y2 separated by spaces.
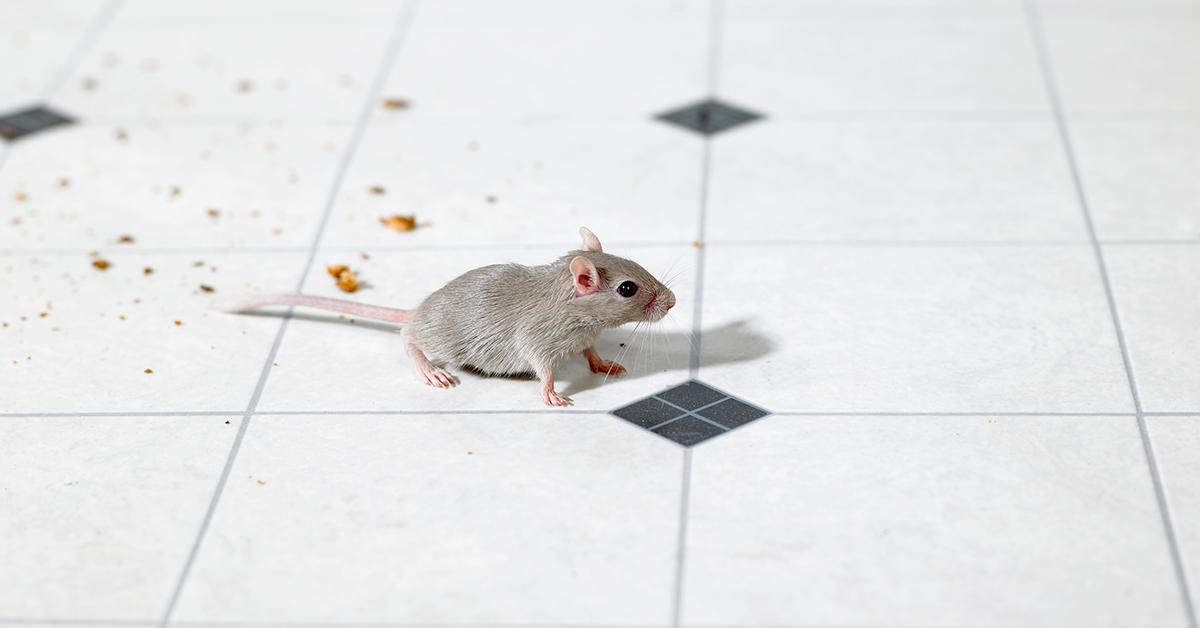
590 360 626 376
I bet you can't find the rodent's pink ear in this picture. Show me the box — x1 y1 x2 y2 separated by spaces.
570 256 601 297
579 226 603 252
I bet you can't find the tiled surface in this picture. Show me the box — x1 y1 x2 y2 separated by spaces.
1105 246 1200 413
1151 416 1200 616
683 416 1189 626
3 0 1200 626
0 416 240 620
171 413 681 624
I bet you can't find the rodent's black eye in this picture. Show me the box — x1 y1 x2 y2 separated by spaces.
617 281 638 298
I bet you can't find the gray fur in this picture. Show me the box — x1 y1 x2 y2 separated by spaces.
407 249 673 377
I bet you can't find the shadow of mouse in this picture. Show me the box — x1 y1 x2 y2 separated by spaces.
556 318 774 397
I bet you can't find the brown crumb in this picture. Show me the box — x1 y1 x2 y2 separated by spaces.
143 266 154 275
82 77 97 91
206 208 220 218
1 128 15 140
486 195 497 203
256 479 267 485
38 312 48 318
326 264 360 293
115 128 128 142
58 178 70 188
199 284 215 293
10 217 22 226
692 240 704 249
360 252 371 260
380 214 417 232
236 79 253 93
14 192 28 202
173 320 182 326
271 227 283 236
192 260 204 267
382 97 410 110
169 186 181 198
92 258 111 270
144 368 153 374
118 314 126 321
369 185 385 195
117 234 135 244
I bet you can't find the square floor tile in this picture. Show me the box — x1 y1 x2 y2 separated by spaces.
1043 10 1200 113
1148 415 1200 615
0 251 305 413
707 119 1088 243
0 416 239 620
721 6 1049 114
0 121 354 249
1105 246 1200 413
0 105 75 142
53 20 398 119
1073 120 1200 241
380 2 706 117
698 244 1134 413
682 415 1188 626
254 244 696 412
172 413 682 624
319 117 703 249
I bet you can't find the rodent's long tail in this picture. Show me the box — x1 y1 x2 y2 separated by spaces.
213 293 412 324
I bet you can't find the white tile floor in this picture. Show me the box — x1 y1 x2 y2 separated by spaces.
1 0 1199 627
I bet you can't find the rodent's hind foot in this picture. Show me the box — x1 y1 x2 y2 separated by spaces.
420 366 458 389
543 390 574 407
589 359 625 376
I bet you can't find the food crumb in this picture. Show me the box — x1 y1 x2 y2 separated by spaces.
38 312 48 318
11 217 22 226
256 479 266 485
144 368 153 374
117 234 135 244
380 214 417 232
118 314 126 320
326 264 360 293
382 97 410 110
199 284 215 293
143 266 154 275
360 252 370 260
692 240 704 249
368 185 385 195
169 186 181 198
14 192 28 202
92 258 111 270
486 195 497 203
206 208 220 218
192 260 204 267
173 320 182 326
236 79 253 93
82 77 97 91
115 128 128 142
58 178 70 188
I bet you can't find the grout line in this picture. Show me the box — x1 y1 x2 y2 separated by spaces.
0 411 240 419
771 411 1136 417
156 3 421 625
1025 2 1197 626
646 413 691 432
39 0 123 100
0 410 1157 420
252 409 598 416
685 411 730 432
706 0 725 96
688 142 711 380
670 448 694 627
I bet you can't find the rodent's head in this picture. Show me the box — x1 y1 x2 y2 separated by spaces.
566 227 676 325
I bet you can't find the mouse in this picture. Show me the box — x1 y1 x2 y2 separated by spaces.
216 227 676 406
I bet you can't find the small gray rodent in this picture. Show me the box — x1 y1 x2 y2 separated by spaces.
217 227 676 406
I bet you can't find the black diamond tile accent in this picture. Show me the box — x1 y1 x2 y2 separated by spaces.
610 380 770 447
612 397 686 428
696 398 769 429
655 99 763 136
657 380 725 410
0 105 75 142
653 416 725 447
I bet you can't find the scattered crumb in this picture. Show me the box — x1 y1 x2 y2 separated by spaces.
368 185 385 195
144 368 153 374
199 284 215 293
467 451 473 455
206 208 220 218
271 227 283 236
143 266 154 275
326 264 360 293
256 479 266 485
117 234 135 244
360 252 370 260
14 192 28 202
380 214 417 232
58 178 70 188
115 128 128 142
169 186 181 198
82 77 97 91
92 258 111 270
236 79 253 93
1 127 15 139
692 240 704 249
382 97 410 110
173 320 182 326
10 217 22 226
486 195 497 203
192 260 204 267
118 314 126 321
38 312 48 318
